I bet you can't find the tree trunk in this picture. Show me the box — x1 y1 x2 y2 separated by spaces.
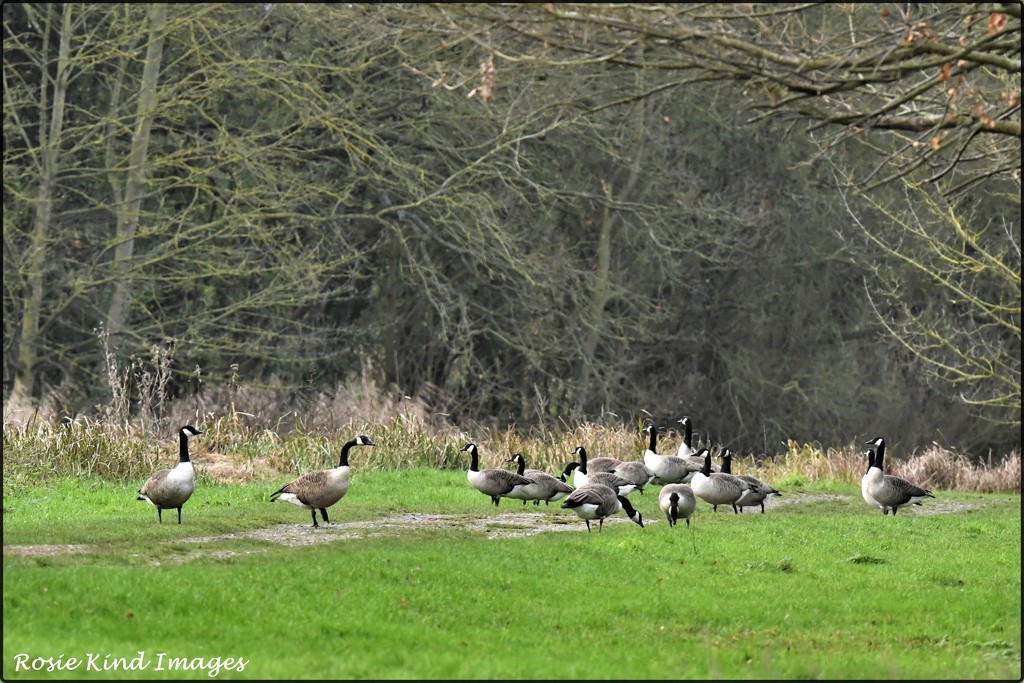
12 4 72 401
105 3 168 351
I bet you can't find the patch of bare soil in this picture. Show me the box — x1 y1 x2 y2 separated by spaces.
3 543 95 557
179 510 588 549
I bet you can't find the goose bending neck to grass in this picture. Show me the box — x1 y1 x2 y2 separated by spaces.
138 425 202 524
863 437 935 516
270 434 375 527
561 483 644 532
463 443 533 506
506 453 574 506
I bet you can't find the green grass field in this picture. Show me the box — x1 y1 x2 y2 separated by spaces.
2 472 1021 680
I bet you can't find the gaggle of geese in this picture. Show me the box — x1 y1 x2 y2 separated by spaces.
137 420 936 529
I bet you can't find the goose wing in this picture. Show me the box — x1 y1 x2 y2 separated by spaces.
139 468 171 496
271 469 329 501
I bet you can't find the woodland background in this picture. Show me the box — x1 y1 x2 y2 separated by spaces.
3 3 1020 458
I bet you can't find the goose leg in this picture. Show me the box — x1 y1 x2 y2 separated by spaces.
157 508 163 524
320 508 330 524
311 509 320 528
177 507 183 524
585 520 591 533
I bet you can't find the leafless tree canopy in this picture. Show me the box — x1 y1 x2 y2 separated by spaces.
3 3 1020 457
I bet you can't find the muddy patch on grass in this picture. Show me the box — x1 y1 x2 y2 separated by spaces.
179 510 589 549
3 543 95 557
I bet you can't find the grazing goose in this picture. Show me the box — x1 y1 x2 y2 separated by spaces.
137 425 202 524
572 445 621 474
720 448 781 513
863 437 935 515
675 416 697 458
462 442 534 507
689 449 754 513
560 482 644 532
506 453 574 506
642 424 702 484
658 483 697 528
560 461 637 496
270 434 375 527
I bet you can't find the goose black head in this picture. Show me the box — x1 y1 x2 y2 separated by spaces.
699 448 712 476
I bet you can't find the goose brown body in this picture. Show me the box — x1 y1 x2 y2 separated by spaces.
270 435 375 527
863 437 935 515
506 453 574 505
463 443 534 506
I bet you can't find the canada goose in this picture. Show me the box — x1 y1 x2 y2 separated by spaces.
270 434 375 527
137 425 202 524
573 445 655 493
572 445 620 474
675 416 697 458
861 448 884 512
611 459 657 494
506 453 574 505
720 448 781 513
560 460 637 496
642 424 703 484
863 437 935 515
689 449 753 513
658 483 697 527
462 442 534 507
560 482 644 532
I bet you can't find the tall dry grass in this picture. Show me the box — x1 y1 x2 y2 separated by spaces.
3 370 1020 495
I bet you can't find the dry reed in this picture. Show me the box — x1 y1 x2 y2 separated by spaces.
4 380 1020 495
